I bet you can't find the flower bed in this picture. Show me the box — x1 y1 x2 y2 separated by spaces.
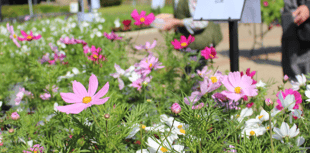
0 7 309 153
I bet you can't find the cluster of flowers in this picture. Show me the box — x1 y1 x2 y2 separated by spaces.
40 43 67 65
39 85 59 101
111 54 164 91
7 23 42 48
83 45 106 62
15 87 33 105
184 67 258 111
59 36 87 46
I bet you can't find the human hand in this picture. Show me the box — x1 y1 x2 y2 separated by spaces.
161 18 183 31
293 5 310 26
155 13 173 19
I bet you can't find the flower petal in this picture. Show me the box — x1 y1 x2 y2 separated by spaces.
88 74 98 96
93 82 109 99
91 97 109 105
56 103 88 114
72 80 88 96
60 92 82 103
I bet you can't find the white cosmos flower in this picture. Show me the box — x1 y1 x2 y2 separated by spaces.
128 71 142 82
54 102 59 112
245 109 269 127
146 136 185 153
114 18 121 28
256 80 266 88
241 126 266 138
272 122 299 143
290 74 307 91
126 123 166 139
304 85 310 102
231 107 253 123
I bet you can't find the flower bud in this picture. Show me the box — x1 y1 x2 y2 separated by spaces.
171 103 181 114
11 112 20 120
265 98 273 106
104 114 110 119
8 128 14 133
283 75 289 84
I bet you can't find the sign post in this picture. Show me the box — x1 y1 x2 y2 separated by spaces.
0 0 2 22
193 0 261 72
28 0 33 16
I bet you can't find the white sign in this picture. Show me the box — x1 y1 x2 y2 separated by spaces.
151 0 165 9
239 0 261 23
193 0 246 21
70 2 79 13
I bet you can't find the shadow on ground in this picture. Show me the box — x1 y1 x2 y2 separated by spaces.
218 46 282 66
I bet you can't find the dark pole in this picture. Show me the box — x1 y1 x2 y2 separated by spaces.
87 0 92 12
229 20 239 72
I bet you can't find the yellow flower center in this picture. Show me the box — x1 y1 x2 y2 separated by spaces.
236 114 240 118
149 63 152 68
177 125 183 129
181 42 187 47
143 81 147 85
210 54 214 58
210 76 217 83
160 147 168 152
26 35 32 39
141 125 146 130
234 87 241 94
34 151 38 153
266 126 270 130
179 128 185 134
199 73 202 76
258 115 264 120
140 17 145 22
146 99 151 102
250 131 255 136
13 34 17 38
93 54 98 59
82 96 92 104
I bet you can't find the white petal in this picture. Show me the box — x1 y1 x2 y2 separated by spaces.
289 124 299 138
296 136 305 147
283 94 295 110
280 122 290 136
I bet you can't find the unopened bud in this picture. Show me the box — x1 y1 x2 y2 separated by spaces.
104 114 110 119
265 98 273 106
8 128 14 133
171 103 181 114
11 112 20 120
284 75 289 81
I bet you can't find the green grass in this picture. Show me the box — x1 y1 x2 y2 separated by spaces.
2 4 70 18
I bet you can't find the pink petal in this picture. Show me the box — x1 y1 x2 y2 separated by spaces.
6 23 10 33
150 40 157 48
228 72 241 88
221 91 242 102
29 31 33 36
17 37 26 41
72 80 88 97
140 11 146 17
33 35 41 40
131 9 140 19
118 78 125 90
56 103 88 114
88 74 99 96
13 39 21 48
93 82 109 99
20 30 28 37
180 35 187 43
135 45 144 50
145 42 150 48
91 97 110 105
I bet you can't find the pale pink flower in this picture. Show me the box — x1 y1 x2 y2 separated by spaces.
110 64 126 90
131 76 152 91
221 72 258 102
40 93 51 100
6 23 21 48
56 74 110 114
136 54 164 76
200 71 224 94
265 98 273 106
135 40 157 52
171 103 181 114
284 75 289 82
196 66 212 78
60 36 77 45
103 31 122 41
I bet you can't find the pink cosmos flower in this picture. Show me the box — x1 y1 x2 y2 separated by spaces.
88 46 105 62
240 68 257 85
201 46 218 60
221 72 258 102
60 36 77 45
136 54 165 76
83 45 91 54
265 98 273 106
17 30 41 41
275 89 302 110
263 1 269 7
103 31 122 41
283 75 289 82
200 71 223 94
24 15 31 21
11 112 20 120
131 9 155 26
6 23 21 48
40 53 50 64
56 74 110 114
196 66 212 78
40 93 51 100
15 87 33 105
184 91 204 109
23 144 44 153
171 35 195 50
131 76 152 91
135 40 157 53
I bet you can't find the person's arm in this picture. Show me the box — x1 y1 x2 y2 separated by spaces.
182 0 209 35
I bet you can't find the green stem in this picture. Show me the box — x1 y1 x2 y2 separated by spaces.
269 113 274 153
156 118 175 153
89 107 120 153
106 120 108 136
301 118 309 133
141 126 143 153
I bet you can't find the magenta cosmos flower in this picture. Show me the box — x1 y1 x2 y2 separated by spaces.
136 54 164 76
17 30 41 41
240 68 257 84
103 31 122 41
6 23 21 48
56 74 110 114
88 46 105 62
221 72 258 102
275 88 302 110
263 1 269 7
131 9 155 26
201 46 218 60
171 35 195 50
